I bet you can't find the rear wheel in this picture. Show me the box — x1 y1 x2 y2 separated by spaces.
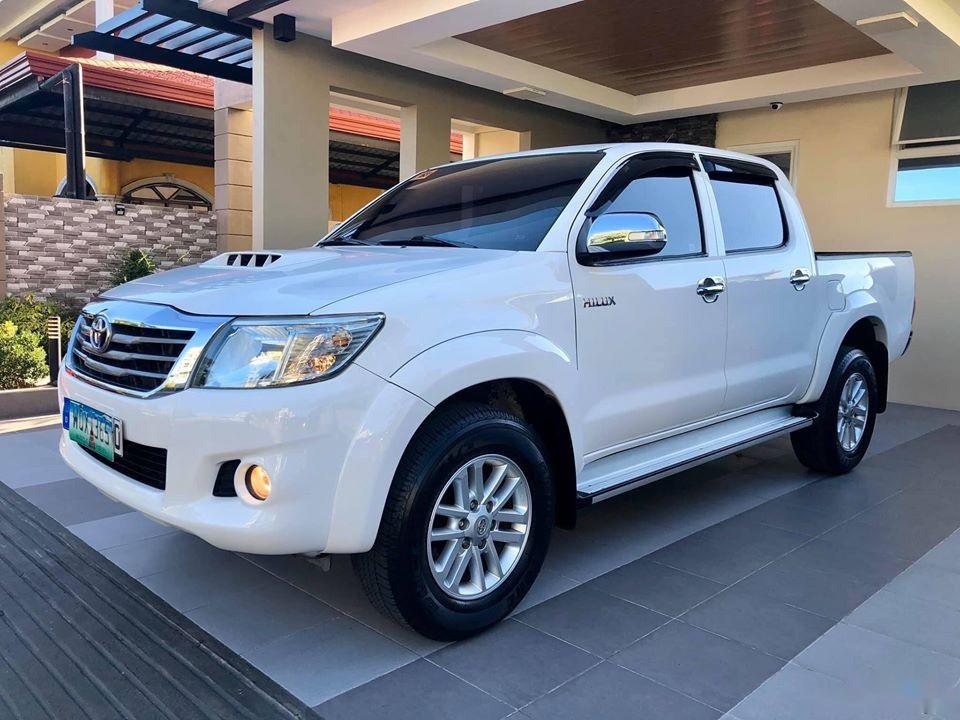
354 402 553 640
791 346 878 474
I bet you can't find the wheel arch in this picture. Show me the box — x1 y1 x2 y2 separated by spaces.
800 307 890 411
425 378 579 529
387 331 582 530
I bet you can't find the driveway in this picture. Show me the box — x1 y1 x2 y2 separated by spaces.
2 402 960 719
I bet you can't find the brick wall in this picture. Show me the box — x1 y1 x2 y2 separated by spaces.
3 194 218 302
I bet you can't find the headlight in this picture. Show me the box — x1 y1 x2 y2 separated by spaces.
193 313 383 389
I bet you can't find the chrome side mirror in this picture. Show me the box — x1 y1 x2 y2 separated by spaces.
585 212 668 258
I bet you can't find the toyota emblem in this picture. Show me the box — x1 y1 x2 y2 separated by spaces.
89 315 112 353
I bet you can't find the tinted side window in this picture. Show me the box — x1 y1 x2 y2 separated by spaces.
603 169 704 258
710 178 785 252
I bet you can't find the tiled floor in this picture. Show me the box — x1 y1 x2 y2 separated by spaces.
2 403 960 718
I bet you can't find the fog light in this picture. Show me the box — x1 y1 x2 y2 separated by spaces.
245 465 271 501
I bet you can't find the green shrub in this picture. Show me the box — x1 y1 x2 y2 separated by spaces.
0 321 48 390
0 294 78 350
110 248 156 286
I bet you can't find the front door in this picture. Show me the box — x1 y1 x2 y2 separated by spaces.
571 153 727 456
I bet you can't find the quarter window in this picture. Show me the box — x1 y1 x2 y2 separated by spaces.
600 167 704 258
709 176 785 252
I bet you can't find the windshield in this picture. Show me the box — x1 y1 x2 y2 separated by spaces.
321 152 602 251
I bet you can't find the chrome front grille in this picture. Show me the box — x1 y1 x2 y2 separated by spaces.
73 315 195 393
67 300 231 397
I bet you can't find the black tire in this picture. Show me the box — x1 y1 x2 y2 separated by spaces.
791 346 878 474
353 402 554 640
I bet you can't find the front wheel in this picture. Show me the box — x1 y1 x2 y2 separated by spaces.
354 403 554 640
791 346 878 474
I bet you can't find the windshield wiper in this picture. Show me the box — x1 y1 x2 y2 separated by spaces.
378 235 476 248
319 236 376 247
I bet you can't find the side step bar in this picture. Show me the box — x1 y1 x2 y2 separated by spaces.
577 408 815 505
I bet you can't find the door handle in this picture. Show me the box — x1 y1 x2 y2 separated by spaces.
790 268 812 290
697 276 726 303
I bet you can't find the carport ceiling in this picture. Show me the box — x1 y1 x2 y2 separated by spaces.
198 0 960 123
457 0 889 96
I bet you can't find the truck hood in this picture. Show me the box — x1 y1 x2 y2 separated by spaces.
102 246 507 316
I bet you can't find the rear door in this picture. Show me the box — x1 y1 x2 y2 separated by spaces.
571 152 727 456
701 155 826 411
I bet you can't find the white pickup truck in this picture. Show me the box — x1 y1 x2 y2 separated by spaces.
59 144 915 639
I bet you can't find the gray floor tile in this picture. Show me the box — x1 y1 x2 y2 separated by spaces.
588 557 725 616
522 662 719 720
316 659 512 720
188 579 351 653
647 516 807 585
516 584 670 657
429 619 596 707
794 623 960 700
916 530 960 574
245 553 447 656
139 553 277 612
779 538 911 587
245 618 417 707
863 425 960 477
100 531 229 578
17 476 129 525
774 468 903 517
541 519 691 584
845 589 960 659
733 560 879 621
683 585 834 660
0 429 76 488
726 663 923 720
512 568 580 614
733 497 845 537
614 621 784 711
818 516 954 564
68 510 177 550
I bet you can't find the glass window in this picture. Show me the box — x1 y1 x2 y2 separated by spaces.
325 152 602 251
601 168 704 258
757 152 792 180
710 178 785 252
894 153 960 203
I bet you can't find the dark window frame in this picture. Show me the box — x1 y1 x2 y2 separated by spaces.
576 151 708 267
701 156 790 255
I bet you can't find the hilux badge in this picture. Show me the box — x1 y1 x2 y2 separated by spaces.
583 296 616 308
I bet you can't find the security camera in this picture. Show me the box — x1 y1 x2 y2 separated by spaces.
770 101 784 111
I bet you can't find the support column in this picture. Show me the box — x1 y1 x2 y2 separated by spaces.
399 104 450 180
0 174 6 298
252 27 329 250
94 0 114 59
214 80 253 252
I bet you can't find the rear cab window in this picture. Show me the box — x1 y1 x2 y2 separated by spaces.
701 156 787 253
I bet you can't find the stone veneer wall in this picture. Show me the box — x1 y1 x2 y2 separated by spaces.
609 114 718 147
3 194 218 302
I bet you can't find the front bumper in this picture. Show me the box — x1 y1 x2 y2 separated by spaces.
59 364 432 555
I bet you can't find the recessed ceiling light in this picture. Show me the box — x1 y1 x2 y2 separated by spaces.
856 12 918 33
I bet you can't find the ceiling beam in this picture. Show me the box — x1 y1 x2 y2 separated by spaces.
227 0 290 22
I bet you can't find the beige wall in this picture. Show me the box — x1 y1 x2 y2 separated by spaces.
717 91 960 411
6 147 214 198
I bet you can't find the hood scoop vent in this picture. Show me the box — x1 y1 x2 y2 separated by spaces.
224 252 282 268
